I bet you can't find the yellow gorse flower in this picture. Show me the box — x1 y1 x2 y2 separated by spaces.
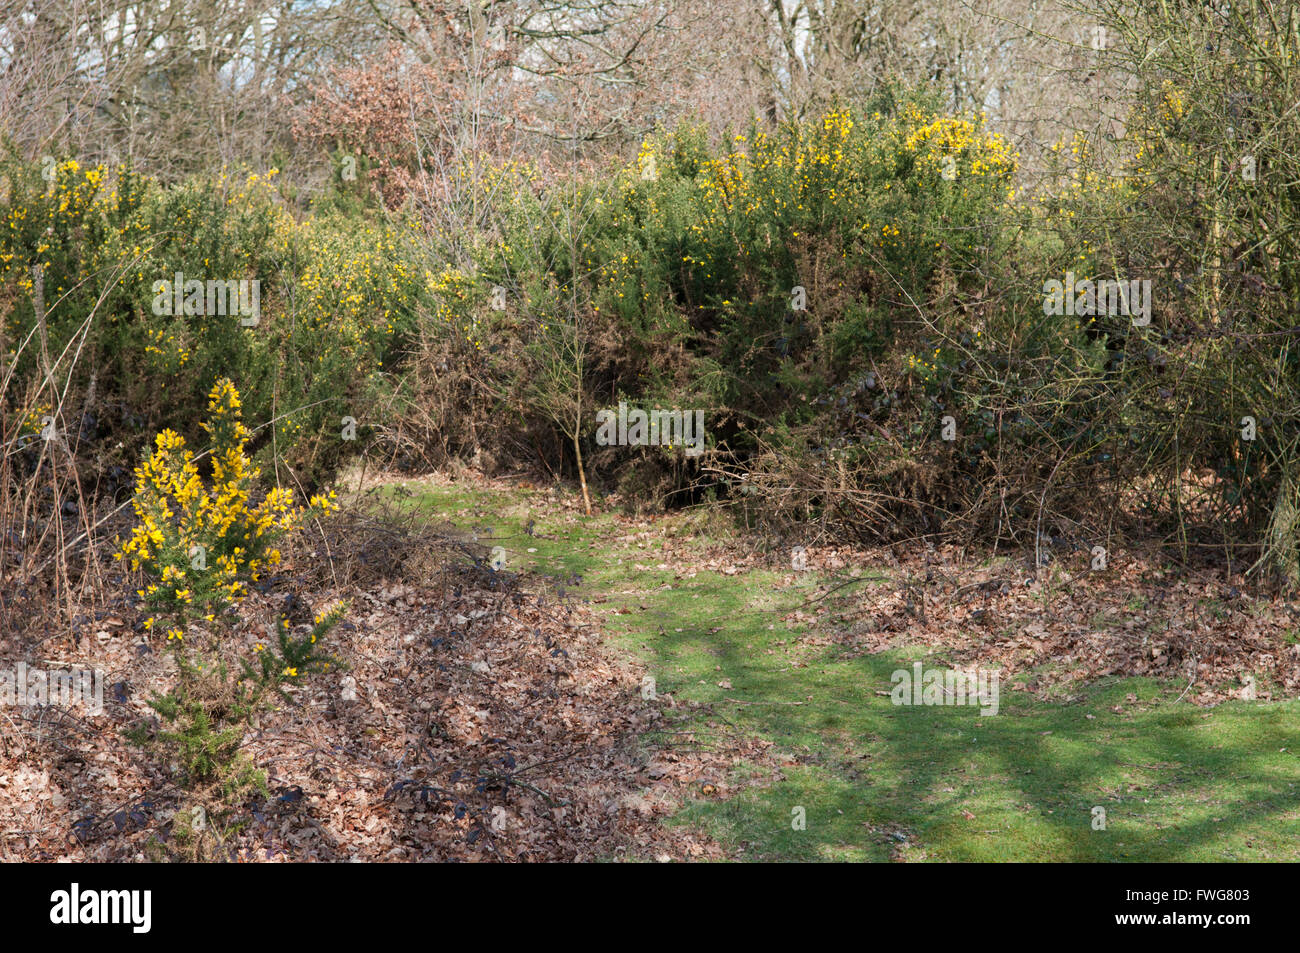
116 379 339 627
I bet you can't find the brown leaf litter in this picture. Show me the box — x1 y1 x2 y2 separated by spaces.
0 506 738 862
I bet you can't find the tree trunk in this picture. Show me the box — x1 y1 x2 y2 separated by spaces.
573 430 592 515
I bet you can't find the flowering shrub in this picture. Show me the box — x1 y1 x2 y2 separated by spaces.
385 96 1039 526
114 378 349 855
518 98 1024 447
116 378 338 637
0 147 424 483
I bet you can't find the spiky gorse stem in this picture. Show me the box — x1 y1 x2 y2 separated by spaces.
250 601 349 686
116 377 338 637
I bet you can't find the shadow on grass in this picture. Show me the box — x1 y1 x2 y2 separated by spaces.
657 622 1300 861
393 477 1300 861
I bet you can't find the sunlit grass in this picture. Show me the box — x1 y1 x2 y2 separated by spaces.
392 477 1300 862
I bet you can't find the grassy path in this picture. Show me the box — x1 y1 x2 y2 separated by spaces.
386 476 1300 861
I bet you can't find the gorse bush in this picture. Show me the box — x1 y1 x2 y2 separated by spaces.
363 95 1128 538
112 378 348 858
115 378 338 637
1011 1 1300 580
433 94 1037 529
0 150 423 485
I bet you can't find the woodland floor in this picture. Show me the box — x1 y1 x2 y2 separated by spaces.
5 469 1300 861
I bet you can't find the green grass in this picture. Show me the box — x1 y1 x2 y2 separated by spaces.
382 477 1300 862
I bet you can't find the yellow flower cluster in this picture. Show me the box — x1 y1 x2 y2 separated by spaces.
902 110 1018 184
18 404 50 437
637 140 657 180
296 215 418 348
907 350 944 378
1158 80 1186 124
1121 80 1194 181
116 378 339 633
1 160 106 290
